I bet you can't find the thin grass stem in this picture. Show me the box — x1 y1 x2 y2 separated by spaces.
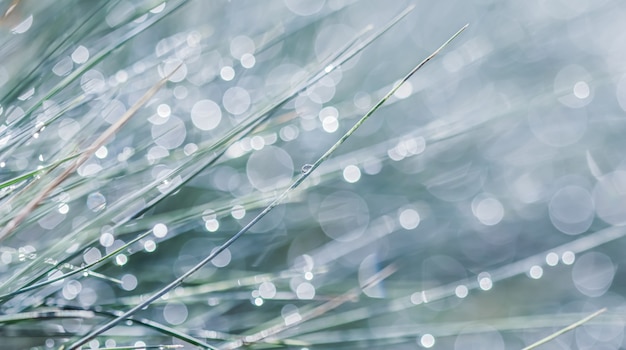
521 308 607 350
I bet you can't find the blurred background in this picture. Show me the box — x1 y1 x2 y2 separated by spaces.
1 0 626 348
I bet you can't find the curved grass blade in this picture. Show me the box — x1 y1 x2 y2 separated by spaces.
522 308 607 350
63 24 468 350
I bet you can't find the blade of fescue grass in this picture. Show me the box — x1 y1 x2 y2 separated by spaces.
63 24 468 350
522 308 607 350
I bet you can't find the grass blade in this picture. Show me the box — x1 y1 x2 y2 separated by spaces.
522 308 607 350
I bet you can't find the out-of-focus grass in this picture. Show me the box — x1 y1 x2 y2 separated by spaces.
1 1 626 349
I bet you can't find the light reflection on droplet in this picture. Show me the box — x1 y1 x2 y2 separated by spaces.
472 195 504 226
231 205 246 220
562 251 576 265
205 219 219 232
11 14 33 34
144 240 156 252
529 265 543 279
478 273 493 291
554 64 592 108
157 104 171 118
95 146 108 159
259 281 276 299
220 66 235 81
296 282 315 299
573 81 590 99
399 207 420 230
83 247 101 265
342 165 361 183
121 273 137 291
254 297 264 306
455 285 468 298
71 46 89 64
115 254 128 266
546 252 559 266
153 223 168 238
241 53 256 68
115 70 128 83
420 334 435 348
322 116 338 133
58 203 69 214
410 291 427 305
99 232 114 247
